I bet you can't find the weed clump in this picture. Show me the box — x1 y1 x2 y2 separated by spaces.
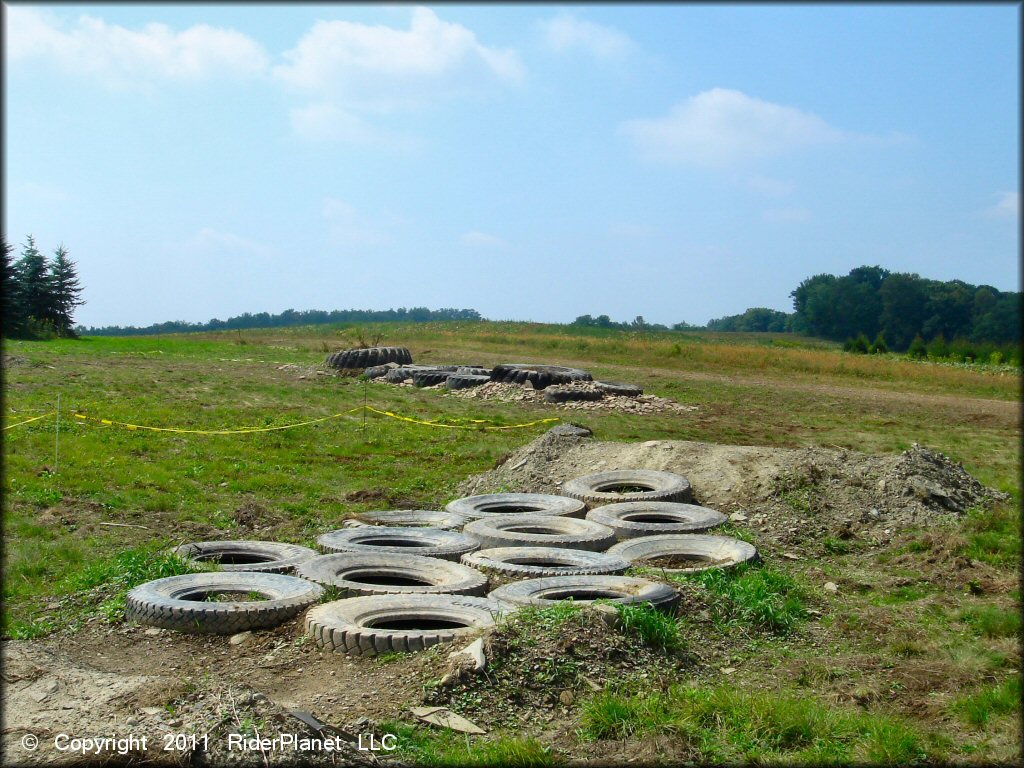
679 563 809 634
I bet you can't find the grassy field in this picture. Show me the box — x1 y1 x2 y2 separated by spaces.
3 321 1020 763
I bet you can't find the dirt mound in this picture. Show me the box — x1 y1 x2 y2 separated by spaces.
458 429 1007 552
445 380 697 415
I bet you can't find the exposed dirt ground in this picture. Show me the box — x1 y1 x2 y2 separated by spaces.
1 429 1012 766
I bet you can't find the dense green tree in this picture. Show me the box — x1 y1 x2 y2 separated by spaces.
49 244 85 335
13 235 56 334
2 238 26 336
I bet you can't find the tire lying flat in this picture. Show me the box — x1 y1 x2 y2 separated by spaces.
348 510 469 530
126 572 323 634
561 469 693 507
296 553 488 597
489 575 679 612
306 594 512 656
326 346 413 371
171 540 318 574
585 502 727 540
607 534 758 573
490 364 592 390
316 527 480 561
594 381 643 397
446 493 586 520
462 547 631 577
463 515 616 551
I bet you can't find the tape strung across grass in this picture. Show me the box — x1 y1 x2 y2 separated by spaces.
69 405 559 435
3 411 59 431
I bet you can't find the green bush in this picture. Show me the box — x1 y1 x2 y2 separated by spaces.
907 335 927 359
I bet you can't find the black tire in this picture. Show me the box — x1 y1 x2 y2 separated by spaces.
585 502 727 540
446 374 491 390
171 541 318 574
463 515 616 551
364 364 392 380
126 572 323 634
316 527 480 561
462 547 630 577
305 594 511 656
386 365 454 384
411 371 452 387
446 493 586 520
544 386 604 403
490 364 593 390
561 469 693 507
326 346 413 371
489 575 679 612
595 381 643 397
350 510 469 530
455 366 492 376
295 553 488 597
607 534 759 573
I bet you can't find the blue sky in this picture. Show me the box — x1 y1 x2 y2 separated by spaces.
4 3 1019 328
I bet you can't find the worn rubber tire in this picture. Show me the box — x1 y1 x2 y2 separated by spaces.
490 364 593 390
363 364 393 380
463 515 616 551
316 527 480 561
446 493 586 520
544 386 604 403
561 469 693 507
586 502 727 540
462 547 630 577
306 594 512 656
595 381 644 397
446 374 491 390
349 510 469 530
326 346 412 371
454 366 492 377
126 572 323 634
411 370 452 387
489 575 679 612
607 534 759 573
295 553 488 597
171 541 318 574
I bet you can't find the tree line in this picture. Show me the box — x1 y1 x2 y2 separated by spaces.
81 306 483 336
2 236 85 338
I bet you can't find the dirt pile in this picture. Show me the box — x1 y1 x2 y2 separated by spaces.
445 380 696 415
459 429 1007 552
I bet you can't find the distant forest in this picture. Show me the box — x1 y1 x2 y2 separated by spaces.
80 307 482 336
708 266 1020 351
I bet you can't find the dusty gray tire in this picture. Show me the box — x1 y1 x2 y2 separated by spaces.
463 515 616 551
462 547 630 577
586 502 727 540
544 386 604 403
306 594 511 656
489 575 679 612
364 365 392 380
490 364 593 390
171 541 318 574
326 346 412 371
455 366 491 377
384 365 436 383
349 510 469 530
446 493 586 520
562 469 693 507
595 381 643 397
412 370 452 387
126 572 323 634
295 553 488 597
316 527 480 561
607 534 759 573
446 374 491 390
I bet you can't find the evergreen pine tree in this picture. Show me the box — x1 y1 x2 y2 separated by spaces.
1 237 26 336
14 235 56 334
50 244 85 336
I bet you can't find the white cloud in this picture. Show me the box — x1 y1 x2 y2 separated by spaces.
5 7 268 87
323 198 391 247
984 191 1019 219
461 231 506 248
761 208 811 223
541 13 633 59
274 7 523 110
620 88 847 168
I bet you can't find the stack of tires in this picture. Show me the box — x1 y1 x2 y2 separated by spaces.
124 469 757 657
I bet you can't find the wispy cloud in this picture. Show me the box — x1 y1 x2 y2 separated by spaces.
460 231 506 247
6 6 268 88
621 88 848 168
540 13 633 59
983 191 1019 220
323 198 391 247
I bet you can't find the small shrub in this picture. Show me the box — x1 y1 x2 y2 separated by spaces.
844 334 870 354
907 335 927 359
870 333 889 354
926 335 949 360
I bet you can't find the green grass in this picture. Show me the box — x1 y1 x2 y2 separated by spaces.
958 604 1022 639
380 722 557 767
580 684 942 764
961 504 1021 568
679 563 810 634
614 602 684 650
952 676 1021 727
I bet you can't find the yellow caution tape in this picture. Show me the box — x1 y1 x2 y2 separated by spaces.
72 407 364 435
363 406 559 431
3 411 58 431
